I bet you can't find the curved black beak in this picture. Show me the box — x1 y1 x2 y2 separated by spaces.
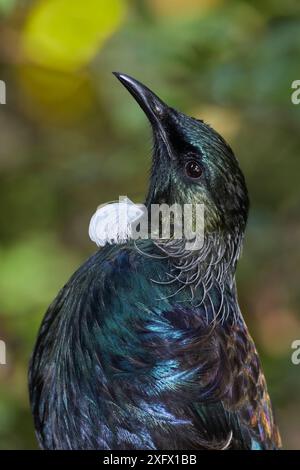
113 72 169 125
113 72 172 156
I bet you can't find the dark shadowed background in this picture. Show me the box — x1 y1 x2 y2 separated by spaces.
0 0 300 449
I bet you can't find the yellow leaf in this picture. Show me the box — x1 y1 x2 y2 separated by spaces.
22 0 125 72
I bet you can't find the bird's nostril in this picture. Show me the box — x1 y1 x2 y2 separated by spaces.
153 102 164 117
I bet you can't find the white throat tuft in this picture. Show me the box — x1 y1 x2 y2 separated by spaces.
89 197 145 247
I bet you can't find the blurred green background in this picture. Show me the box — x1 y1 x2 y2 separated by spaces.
0 0 300 449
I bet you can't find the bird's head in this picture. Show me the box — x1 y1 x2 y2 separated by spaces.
114 73 249 241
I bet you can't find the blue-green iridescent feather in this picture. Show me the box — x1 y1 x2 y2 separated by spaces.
29 240 280 449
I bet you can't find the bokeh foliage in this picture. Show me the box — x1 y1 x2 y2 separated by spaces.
0 0 300 449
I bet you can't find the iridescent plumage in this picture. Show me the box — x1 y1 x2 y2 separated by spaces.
29 74 281 449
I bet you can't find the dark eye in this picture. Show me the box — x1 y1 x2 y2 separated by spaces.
185 160 202 179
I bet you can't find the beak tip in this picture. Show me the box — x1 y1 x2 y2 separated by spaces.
112 71 121 78
113 72 141 91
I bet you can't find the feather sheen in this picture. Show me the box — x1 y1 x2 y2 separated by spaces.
29 239 281 450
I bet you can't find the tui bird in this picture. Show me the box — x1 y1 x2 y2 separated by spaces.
29 73 281 450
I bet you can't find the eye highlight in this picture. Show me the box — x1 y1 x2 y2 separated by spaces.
185 160 202 180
